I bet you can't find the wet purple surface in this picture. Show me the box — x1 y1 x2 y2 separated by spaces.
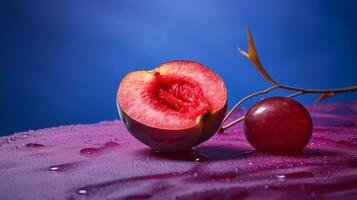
0 101 356 200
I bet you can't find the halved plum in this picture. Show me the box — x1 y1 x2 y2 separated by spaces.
117 60 227 151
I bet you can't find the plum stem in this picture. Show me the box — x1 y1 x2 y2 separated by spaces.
278 84 357 94
219 84 357 132
219 30 357 133
286 91 305 98
220 116 245 132
218 85 279 132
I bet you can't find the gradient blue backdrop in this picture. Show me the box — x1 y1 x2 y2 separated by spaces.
1 0 357 136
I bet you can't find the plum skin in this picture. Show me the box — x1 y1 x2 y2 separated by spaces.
244 97 312 154
117 103 227 152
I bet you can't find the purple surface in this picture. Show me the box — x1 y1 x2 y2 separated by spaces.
0 101 357 200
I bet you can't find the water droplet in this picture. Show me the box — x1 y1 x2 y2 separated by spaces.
49 166 59 171
80 141 119 156
48 162 81 172
275 175 286 180
77 189 87 195
193 173 198 177
80 148 98 155
6 138 15 143
105 141 119 147
26 143 45 148
84 140 92 144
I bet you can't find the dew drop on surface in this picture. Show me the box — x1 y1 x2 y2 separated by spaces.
275 175 286 180
48 162 80 172
77 189 87 195
105 141 119 147
84 140 92 144
6 138 15 143
80 148 98 155
80 141 119 156
26 143 45 148
49 166 59 171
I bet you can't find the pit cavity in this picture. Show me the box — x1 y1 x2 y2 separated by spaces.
146 74 209 118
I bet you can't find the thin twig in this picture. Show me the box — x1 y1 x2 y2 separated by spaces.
221 29 357 132
286 91 305 98
218 85 279 132
220 116 245 132
279 84 357 94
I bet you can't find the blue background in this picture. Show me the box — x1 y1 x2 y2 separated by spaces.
1 0 357 136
